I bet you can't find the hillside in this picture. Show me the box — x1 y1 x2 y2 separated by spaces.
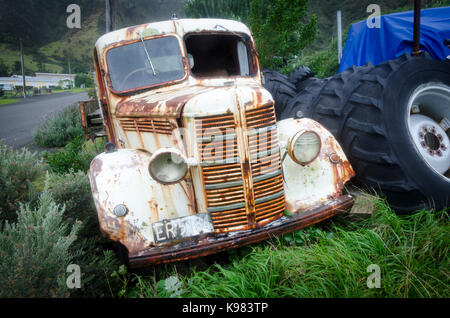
0 0 185 75
0 0 448 76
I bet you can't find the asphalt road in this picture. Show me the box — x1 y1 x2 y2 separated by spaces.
0 91 89 149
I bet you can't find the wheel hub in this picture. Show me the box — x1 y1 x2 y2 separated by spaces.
410 114 449 174
407 83 450 179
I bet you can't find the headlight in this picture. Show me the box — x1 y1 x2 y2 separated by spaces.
149 149 188 184
289 131 321 165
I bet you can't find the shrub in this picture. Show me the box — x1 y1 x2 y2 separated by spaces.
249 0 317 69
34 104 84 148
88 88 97 99
75 73 93 88
47 170 120 297
43 136 98 174
282 39 339 78
0 184 81 297
48 170 97 237
0 142 44 223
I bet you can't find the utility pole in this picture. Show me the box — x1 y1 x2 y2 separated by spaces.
337 10 343 64
105 0 116 33
412 0 422 56
20 38 26 98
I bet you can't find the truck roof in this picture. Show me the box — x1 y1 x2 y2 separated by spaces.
95 18 253 54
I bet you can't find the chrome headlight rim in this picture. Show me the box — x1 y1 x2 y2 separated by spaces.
148 148 188 185
288 130 322 165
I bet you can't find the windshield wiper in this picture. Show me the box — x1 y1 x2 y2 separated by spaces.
139 30 157 76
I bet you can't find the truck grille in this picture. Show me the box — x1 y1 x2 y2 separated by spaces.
195 103 285 232
119 117 173 135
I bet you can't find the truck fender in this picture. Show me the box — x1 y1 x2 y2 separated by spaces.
277 118 355 212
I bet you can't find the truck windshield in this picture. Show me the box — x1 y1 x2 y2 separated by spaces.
106 36 185 92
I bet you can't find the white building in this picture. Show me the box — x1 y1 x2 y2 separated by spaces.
0 73 75 90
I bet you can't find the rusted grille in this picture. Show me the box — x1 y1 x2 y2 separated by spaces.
119 118 173 135
246 105 285 226
196 113 248 231
245 103 277 129
195 104 285 233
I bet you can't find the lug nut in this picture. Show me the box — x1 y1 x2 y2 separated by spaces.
436 150 442 157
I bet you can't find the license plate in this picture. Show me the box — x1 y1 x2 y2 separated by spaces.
152 213 214 243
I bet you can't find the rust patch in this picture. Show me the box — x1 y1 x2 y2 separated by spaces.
115 86 212 118
99 210 149 254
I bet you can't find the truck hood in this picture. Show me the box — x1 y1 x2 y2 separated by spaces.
115 82 272 118
115 85 215 118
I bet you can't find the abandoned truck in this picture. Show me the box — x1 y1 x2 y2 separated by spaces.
85 18 354 268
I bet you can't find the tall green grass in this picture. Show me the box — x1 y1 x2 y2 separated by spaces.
125 197 449 298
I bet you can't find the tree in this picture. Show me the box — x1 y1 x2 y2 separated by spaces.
184 0 317 69
75 73 93 88
12 61 22 75
0 59 10 77
249 0 317 69
184 0 252 21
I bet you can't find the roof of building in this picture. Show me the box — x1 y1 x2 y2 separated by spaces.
35 72 75 77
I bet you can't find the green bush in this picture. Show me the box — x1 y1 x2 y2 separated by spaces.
48 171 120 297
88 88 97 99
0 142 44 223
0 184 81 297
249 0 317 69
0 176 120 298
282 39 339 78
34 104 84 148
43 136 98 174
75 73 93 88
48 170 97 237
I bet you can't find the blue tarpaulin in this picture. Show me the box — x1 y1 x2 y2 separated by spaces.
339 7 450 73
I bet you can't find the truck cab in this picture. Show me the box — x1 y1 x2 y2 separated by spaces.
87 18 355 267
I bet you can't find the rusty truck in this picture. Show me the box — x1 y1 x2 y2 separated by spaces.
82 17 355 268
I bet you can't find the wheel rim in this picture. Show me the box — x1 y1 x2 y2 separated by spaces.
407 83 450 181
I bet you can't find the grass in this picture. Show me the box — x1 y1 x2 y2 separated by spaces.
50 88 88 94
0 98 19 105
120 196 449 298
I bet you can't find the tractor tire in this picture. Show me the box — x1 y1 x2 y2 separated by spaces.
284 53 450 212
280 77 328 119
262 69 296 119
288 66 315 91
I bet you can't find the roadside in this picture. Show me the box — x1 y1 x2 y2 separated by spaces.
0 90 89 148
0 88 89 106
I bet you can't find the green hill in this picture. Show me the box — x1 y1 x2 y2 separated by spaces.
0 0 185 76
0 0 448 76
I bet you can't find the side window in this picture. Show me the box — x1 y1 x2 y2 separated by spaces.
237 41 250 76
185 33 255 78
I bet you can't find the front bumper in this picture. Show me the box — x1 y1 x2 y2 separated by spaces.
128 194 354 268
